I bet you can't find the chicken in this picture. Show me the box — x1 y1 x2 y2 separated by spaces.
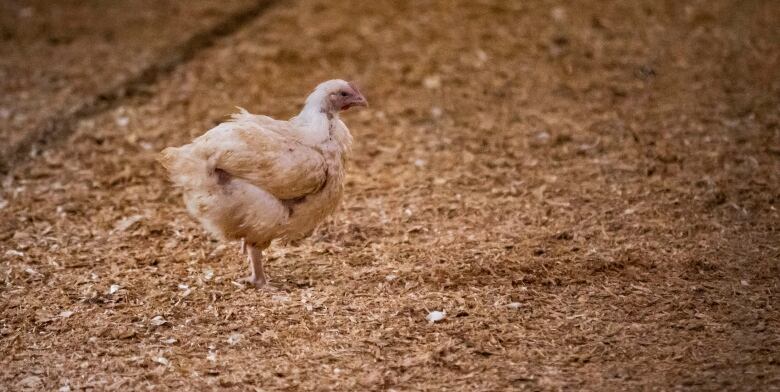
158 79 367 288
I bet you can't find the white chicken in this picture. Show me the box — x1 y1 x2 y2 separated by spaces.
159 79 367 288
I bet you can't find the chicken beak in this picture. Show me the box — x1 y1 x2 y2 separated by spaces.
352 94 368 108
347 81 368 108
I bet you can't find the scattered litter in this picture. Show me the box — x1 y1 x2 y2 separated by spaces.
535 131 551 142
115 116 129 127
153 356 169 366
112 214 144 233
551 6 567 22
385 274 398 282
6 250 24 258
422 75 441 89
150 315 167 326
24 267 39 275
740 280 749 286
59 310 74 318
177 283 192 298
426 310 446 323
203 268 214 281
0 198 7 210
545 199 571 208
227 333 242 346
414 159 426 168
272 294 290 302
207 349 217 362
532 184 547 201
58 385 71 392
108 284 121 295
208 244 228 258
18 376 42 389
507 302 522 310
475 49 488 63
161 337 177 344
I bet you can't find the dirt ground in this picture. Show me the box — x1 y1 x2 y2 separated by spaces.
1 0 779 390
0 0 260 167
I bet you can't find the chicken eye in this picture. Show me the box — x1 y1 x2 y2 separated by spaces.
340 91 349 97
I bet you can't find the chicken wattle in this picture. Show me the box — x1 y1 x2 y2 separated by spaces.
158 79 367 288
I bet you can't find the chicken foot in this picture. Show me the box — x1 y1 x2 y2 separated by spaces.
240 242 273 289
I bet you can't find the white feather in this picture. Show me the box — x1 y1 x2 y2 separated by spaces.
159 80 357 247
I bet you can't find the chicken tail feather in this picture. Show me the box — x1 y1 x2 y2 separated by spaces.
158 146 224 190
230 107 252 122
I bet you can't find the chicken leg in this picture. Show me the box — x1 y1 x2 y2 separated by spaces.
241 243 270 289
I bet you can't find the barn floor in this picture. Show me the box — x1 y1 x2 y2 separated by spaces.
1 0 778 390
0 0 262 167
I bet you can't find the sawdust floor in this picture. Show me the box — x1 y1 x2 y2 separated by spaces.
1 0 779 390
0 0 257 162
